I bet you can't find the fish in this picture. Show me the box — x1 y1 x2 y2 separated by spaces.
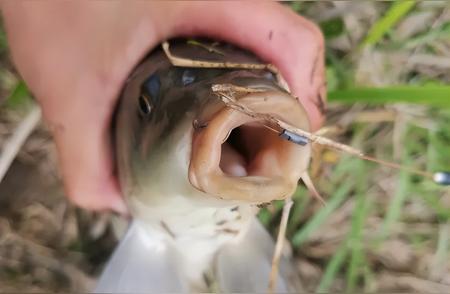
95 39 312 293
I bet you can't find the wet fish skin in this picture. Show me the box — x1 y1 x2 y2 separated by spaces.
98 40 311 292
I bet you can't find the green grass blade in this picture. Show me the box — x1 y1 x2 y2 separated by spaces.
287 186 310 236
292 181 353 247
328 86 450 107
379 165 410 240
435 223 449 264
362 0 416 47
418 187 450 221
427 116 450 172
316 243 349 293
346 163 371 292
403 21 450 49
363 263 376 292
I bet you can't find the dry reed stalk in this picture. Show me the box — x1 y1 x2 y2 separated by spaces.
268 198 293 294
162 41 279 73
211 83 364 157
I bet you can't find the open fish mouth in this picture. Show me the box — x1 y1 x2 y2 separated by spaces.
189 89 311 203
113 40 314 209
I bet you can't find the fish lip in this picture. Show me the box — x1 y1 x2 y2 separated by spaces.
188 89 311 204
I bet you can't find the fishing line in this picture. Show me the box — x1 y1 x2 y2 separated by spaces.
358 155 434 179
163 44 447 185
211 81 449 186
263 121 445 183
221 99 450 186
258 119 446 185
261 124 282 134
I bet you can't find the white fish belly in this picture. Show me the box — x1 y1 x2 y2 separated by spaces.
133 199 257 290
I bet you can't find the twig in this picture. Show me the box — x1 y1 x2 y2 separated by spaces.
212 84 437 181
301 171 326 206
162 40 361 157
211 84 364 157
162 41 278 73
0 104 42 184
268 198 293 293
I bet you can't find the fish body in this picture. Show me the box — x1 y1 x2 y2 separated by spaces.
96 40 311 292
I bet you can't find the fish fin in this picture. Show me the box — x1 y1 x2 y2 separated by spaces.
215 218 302 293
94 220 188 293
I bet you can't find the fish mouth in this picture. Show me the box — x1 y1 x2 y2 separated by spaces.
189 89 311 203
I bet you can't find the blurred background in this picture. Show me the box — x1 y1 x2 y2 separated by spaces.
0 1 449 292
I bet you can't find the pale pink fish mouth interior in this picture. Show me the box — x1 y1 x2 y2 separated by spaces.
189 90 312 204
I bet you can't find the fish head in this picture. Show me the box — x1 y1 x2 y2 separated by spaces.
114 41 312 215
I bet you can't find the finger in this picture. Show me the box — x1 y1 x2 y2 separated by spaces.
3 2 325 214
1 2 129 213
51 2 326 212
166 2 326 130
59 2 326 212
48 81 128 214
118 2 326 129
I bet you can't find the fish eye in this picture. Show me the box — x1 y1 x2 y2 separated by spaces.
138 94 153 116
139 73 160 117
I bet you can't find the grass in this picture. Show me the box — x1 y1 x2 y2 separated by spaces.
328 86 450 107
265 1 450 292
316 242 348 293
0 1 449 293
345 161 371 292
402 21 450 49
314 160 372 293
362 1 417 47
378 157 411 241
291 177 352 247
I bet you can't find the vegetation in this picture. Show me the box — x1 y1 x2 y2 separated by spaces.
1 1 449 292
259 1 450 292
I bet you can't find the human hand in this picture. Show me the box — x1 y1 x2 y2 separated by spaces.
1 2 325 213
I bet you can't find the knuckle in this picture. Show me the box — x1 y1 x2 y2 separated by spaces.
307 24 325 51
296 18 325 51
